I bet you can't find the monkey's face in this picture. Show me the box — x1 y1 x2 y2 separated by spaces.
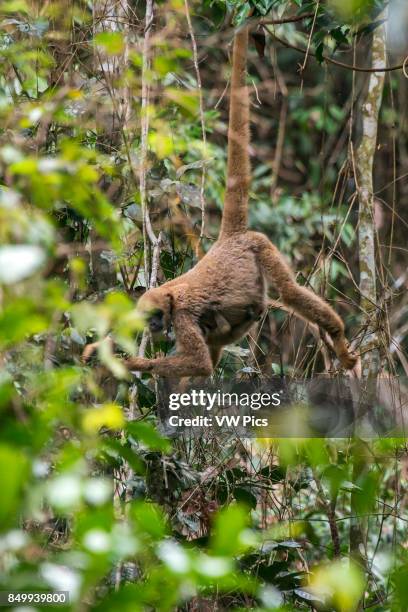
148 308 165 333
137 290 172 336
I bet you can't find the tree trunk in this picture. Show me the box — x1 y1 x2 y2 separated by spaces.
350 10 387 593
356 11 387 380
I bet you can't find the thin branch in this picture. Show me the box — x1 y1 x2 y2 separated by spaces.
264 26 406 73
137 0 163 367
140 0 160 272
313 473 341 558
269 45 288 196
259 12 315 25
300 0 319 74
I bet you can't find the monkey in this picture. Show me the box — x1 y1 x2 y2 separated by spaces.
199 309 232 338
199 304 261 340
87 26 357 378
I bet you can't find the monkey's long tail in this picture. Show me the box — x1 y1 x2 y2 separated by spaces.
220 27 250 238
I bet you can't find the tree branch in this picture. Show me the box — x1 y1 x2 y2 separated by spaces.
264 26 406 73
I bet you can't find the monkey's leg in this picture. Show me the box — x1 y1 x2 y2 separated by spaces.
125 312 213 377
258 240 357 369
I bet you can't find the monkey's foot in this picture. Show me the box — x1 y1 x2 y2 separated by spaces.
332 336 358 370
339 349 358 370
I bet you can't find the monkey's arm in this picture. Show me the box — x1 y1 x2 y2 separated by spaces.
125 311 213 377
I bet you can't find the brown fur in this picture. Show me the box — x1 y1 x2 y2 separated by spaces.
112 27 357 376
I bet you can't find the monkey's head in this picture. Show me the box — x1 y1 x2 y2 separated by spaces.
137 288 173 335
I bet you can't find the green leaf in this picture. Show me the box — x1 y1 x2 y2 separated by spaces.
315 42 324 64
153 56 177 76
0 299 48 349
82 403 125 434
394 566 408 609
131 501 167 539
211 504 249 556
309 561 364 611
258 561 289 582
127 421 171 452
233 2 251 25
148 132 174 159
233 487 257 510
9 158 38 175
357 19 386 37
1 0 29 13
260 465 286 482
0 445 28 528
0 373 14 411
165 88 198 115
94 32 125 56
330 25 350 45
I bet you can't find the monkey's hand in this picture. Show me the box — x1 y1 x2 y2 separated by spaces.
339 350 358 370
124 312 213 378
82 336 113 362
